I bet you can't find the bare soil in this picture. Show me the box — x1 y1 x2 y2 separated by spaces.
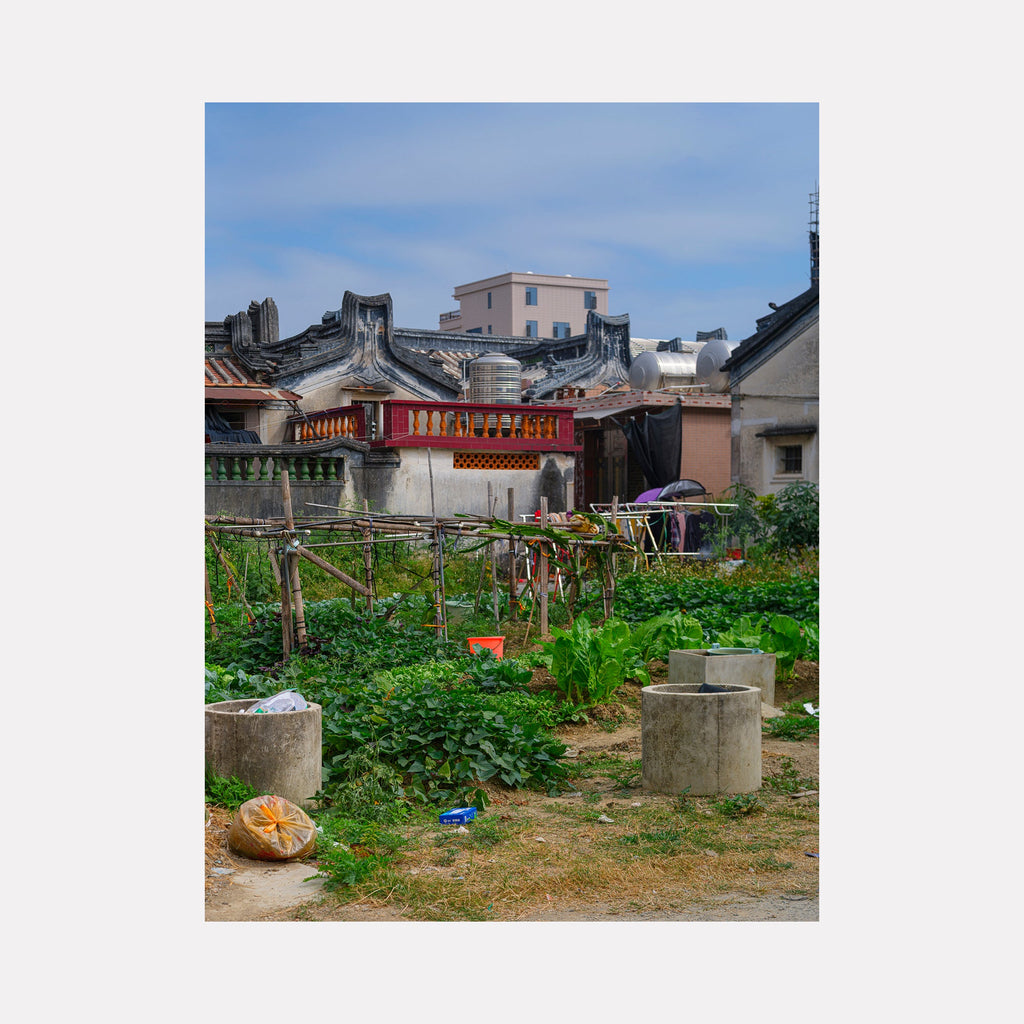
206 660 819 923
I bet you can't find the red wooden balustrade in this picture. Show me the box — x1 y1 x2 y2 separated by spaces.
372 400 579 451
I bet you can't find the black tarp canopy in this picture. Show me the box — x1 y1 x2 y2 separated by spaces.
205 407 261 444
620 401 682 490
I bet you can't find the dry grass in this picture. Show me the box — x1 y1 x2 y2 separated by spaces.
298 731 819 921
204 806 239 892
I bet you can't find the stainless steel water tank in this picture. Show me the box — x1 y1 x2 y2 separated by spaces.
628 350 699 391
468 353 522 404
695 338 738 393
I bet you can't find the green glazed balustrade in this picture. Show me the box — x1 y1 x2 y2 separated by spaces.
206 455 343 483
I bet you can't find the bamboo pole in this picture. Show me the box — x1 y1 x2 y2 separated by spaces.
206 532 256 622
295 545 372 596
603 496 618 620
279 541 293 658
280 470 307 648
204 562 218 638
507 487 517 622
268 546 282 588
488 483 499 626
539 497 549 636
362 499 375 614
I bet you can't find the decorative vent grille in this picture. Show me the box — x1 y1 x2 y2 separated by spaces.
453 452 540 471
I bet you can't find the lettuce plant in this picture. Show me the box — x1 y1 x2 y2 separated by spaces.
534 616 648 704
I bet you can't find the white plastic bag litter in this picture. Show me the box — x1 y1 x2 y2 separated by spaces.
241 690 309 713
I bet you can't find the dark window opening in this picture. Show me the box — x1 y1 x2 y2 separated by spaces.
780 445 802 473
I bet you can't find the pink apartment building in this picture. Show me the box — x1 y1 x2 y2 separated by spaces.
439 272 609 339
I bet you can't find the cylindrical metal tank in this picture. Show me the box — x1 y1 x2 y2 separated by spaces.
468 353 522 404
695 338 738 393
628 350 699 391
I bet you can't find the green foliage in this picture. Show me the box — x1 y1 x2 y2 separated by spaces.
713 615 765 650
373 660 468 693
752 854 794 871
317 746 409 823
763 702 819 741
712 792 761 817
461 649 534 692
762 756 816 795
614 573 818 634
763 614 807 678
310 815 404 891
628 610 705 664
204 662 281 703
460 688 589 730
206 598 467 674
760 482 819 553
204 770 261 809
320 678 568 803
714 483 767 553
533 616 649 704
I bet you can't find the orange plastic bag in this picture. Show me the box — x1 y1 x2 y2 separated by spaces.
228 794 317 861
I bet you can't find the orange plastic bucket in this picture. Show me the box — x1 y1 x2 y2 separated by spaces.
467 636 504 658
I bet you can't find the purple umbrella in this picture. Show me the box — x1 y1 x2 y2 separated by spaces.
635 487 663 503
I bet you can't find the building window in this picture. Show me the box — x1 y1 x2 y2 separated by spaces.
467 327 482 334
525 320 538 338
553 321 570 339
487 325 492 334
584 290 596 309
487 291 492 309
525 286 537 306
780 445 802 474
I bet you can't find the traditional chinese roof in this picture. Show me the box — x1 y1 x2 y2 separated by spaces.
204 356 302 402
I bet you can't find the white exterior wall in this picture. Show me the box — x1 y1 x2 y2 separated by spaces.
351 447 575 519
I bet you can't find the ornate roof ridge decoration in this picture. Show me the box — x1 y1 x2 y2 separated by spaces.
279 292 461 400
524 310 633 400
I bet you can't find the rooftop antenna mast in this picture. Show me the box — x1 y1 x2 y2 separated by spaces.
809 184 820 284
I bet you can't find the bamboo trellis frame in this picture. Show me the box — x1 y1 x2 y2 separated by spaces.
205 482 641 650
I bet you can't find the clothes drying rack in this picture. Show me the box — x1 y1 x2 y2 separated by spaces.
590 500 738 566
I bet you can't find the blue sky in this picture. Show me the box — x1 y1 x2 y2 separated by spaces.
206 102 818 343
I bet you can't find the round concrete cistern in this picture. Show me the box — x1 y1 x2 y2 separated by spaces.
205 699 323 809
641 683 761 796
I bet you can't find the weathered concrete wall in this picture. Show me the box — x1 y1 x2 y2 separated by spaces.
206 450 575 520
732 317 819 496
349 448 574 518
205 479 355 519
